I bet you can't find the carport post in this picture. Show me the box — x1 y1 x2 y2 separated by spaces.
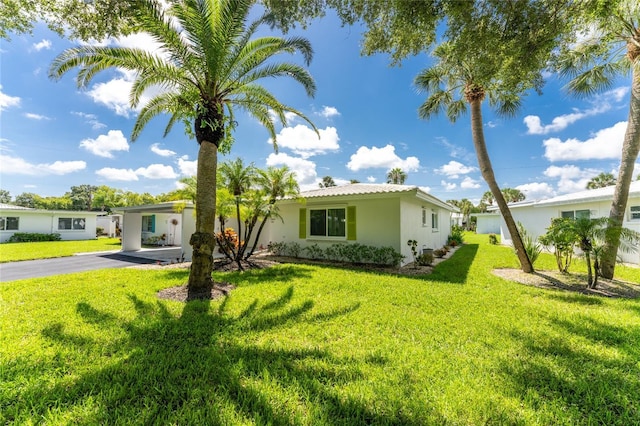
122 212 142 251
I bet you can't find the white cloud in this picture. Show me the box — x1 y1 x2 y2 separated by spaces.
0 154 86 175
96 167 139 181
0 85 20 111
441 180 457 191
24 113 49 120
347 144 419 172
435 160 477 178
270 125 340 159
543 164 601 193
543 121 627 162
524 87 629 135
366 176 376 183
266 152 317 187
32 39 52 51
79 130 129 158
460 176 481 189
178 157 197 176
516 182 555 200
319 106 340 118
268 109 299 125
419 185 432 193
86 71 137 117
134 164 177 179
72 111 106 129
150 143 176 157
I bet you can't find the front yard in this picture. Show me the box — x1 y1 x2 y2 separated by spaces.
1 234 639 424
0 238 121 263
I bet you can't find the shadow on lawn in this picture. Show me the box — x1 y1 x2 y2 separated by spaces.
499 316 640 423
11 287 435 424
427 243 478 284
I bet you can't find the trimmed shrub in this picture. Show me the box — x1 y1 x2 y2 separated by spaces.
488 234 498 245
8 233 62 242
303 243 324 260
416 252 433 266
433 248 446 258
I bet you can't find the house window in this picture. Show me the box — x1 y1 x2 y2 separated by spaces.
0 217 19 231
422 207 427 227
630 206 640 220
310 208 346 237
431 210 439 231
58 218 86 230
142 215 155 233
561 209 590 219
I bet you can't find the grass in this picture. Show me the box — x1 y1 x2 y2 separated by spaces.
1 233 639 424
0 238 121 262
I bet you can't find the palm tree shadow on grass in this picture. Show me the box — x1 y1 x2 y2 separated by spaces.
498 316 640 423
19 287 435 424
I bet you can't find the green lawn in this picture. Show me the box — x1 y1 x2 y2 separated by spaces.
1 234 639 424
0 238 121 262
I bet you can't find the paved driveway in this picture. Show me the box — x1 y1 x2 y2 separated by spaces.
0 251 162 282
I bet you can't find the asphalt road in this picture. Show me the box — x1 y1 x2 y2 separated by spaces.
0 252 158 282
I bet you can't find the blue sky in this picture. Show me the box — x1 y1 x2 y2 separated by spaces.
0 10 636 204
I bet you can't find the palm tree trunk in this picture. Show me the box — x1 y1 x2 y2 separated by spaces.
585 251 593 288
600 66 640 279
187 140 217 291
469 98 533 273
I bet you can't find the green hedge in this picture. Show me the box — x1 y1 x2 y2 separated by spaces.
7 233 62 242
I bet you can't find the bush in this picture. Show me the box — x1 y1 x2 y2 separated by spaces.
267 241 287 256
448 225 465 246
96 227 106 237
433 248 446 258
285 242 302 258
303 243 324 260
517 222 542 266
8 233 62 242
488 234 498 245
270 241 404 267
416 252 433 266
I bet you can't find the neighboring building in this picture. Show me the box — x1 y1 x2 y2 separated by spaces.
474 212 501 234
493 181 640 265
265 184 457 266
0 203 100 243
96 214 123 238
116 202 193 258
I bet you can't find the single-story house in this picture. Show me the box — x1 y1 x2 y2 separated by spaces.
493 181 640 265
96 214 123 238
0 203 101 243
474 212 501 234
116 201 192 257
264 184 457 265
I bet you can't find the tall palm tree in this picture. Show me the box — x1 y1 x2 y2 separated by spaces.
49 0 317 291
557 1 639 278
413 1 576 273
386 167 407 184
501 188 526 203
586 172 617 190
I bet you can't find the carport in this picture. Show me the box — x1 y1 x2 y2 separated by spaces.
116 201 196 261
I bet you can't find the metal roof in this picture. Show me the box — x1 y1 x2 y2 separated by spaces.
0 203 33 210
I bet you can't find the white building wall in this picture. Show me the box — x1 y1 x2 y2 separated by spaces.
500 196 640 265
0 211 97 242
399 198 451 263
476 214 501 234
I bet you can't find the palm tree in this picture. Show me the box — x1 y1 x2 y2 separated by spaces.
501 188 526 203
481 191 495 206
219 158 257 263
386 167 407 184
50 0 316 292
319 176 336 188
246 165 299 257
586 172 617 190
557 1 639 279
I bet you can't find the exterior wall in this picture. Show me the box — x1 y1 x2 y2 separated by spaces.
139 213 182 245
399 198 450 263
0 211 97 242
500 196 640 265
475 214 501 234
266 197 402 260
96 214 122 237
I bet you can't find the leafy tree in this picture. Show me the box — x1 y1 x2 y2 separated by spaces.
0 189 11 204
0 0 136 41
349 179 360 184
40 196 73 210
14 192 43 208
481 190 495 206
448 198 474 230
586 172 617 190
319 176 336 188
386 167 407 184
556 0 640 279
65 184 97 211
50 0 317 292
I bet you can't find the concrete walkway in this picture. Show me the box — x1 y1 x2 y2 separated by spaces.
0 247 185 282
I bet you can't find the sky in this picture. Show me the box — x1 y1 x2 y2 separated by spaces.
0 9 637 205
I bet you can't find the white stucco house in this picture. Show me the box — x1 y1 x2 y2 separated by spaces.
493 181 640 265
265 184 457 265
0 203 101 243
